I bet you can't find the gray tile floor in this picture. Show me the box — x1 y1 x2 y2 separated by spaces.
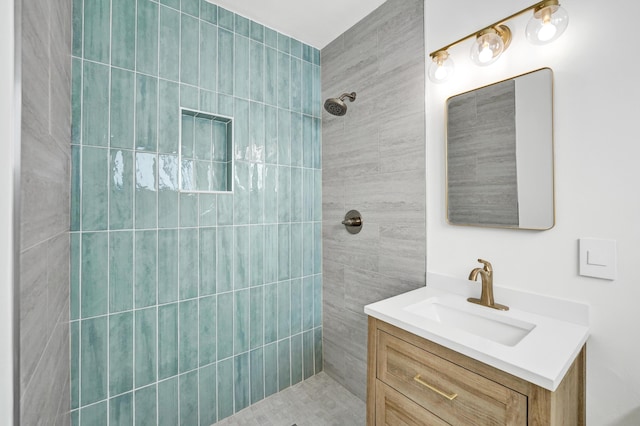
215 372 366 426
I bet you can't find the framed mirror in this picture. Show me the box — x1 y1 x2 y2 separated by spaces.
446 68 554 230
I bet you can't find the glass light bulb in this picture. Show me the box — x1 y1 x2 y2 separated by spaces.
478 45 493 63
526 4 569 45
470 30 505 66
428 52 454 84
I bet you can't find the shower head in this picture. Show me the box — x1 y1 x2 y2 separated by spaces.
324 92 357 116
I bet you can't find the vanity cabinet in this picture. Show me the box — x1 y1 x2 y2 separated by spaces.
367 317 586 425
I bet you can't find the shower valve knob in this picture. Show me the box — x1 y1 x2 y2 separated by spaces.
341 210 363 234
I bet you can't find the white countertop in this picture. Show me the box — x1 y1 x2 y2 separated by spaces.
364 272 590 391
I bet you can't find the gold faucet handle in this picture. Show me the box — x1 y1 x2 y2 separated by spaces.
477 259 493 274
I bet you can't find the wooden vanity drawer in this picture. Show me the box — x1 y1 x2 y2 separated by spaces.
375 380 450 426
376 330 527 425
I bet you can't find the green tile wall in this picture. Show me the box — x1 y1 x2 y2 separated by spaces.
71 1 322 424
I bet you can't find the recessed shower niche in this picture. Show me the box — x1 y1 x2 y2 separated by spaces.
179 108 233 193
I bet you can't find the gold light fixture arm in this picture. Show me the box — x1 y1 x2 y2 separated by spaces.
429 0 559 59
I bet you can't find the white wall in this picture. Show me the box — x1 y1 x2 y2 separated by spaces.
0 0 16 424
425 0 640 424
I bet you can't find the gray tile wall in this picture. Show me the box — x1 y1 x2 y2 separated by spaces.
320 0 426 400
19 0 73 423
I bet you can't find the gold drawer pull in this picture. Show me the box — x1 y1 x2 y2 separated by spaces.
413 374 458 401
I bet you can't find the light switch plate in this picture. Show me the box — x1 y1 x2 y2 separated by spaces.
579 238 617 280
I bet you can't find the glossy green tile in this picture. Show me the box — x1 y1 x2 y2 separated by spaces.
314 275 322 327
216 193 232 226
160 0 179 9
82 61 109 147
158 229 178 303
158 377 179 426
302 277 313 331
234 353 250 412
180 192 198 227
158 80 179 155
250 286 263 349
216 226 233 292
72 0 83 56
290 38 302 59
234 226 249 289
277 52 290 110
277 166 291 225
264 106 277 164
158 303 178 379
81 232 108 317
109 312 134 395
201 0 217 25
290 58 302 113
291 333 303 385
263 225 278 285
303 222 314 277
110 149 134 230
217 93 234 116
109 69 135 150
249 41 264 102
277 281 291 339
158 155 179 228
278 224 290 281
217 292 233 360
200 22 218 92
179 300 198 372
71 234 80 320
277 338 291 391
217 358 233 420
181 14 199 86
290 167 302 223
264 165 277 225
302 43 313 63
290 112 303 167
135 75 158 152
71 59 82 145
71 321 80 409
249 21 264 42
302 114 313 169
82 147 109 230
263 283 278 344
303 330 314 379
263 342 277 397
81 401 107 426
199 228 216 296
81 317 108 405
109 393 133 426
264 48 277 107
303 168 314 222
200 90 217 113
181 113 195 159
179 228 198 299
314 327 323 373
180 371 199 425
72 410 79 426
290 223 302 279
136 0 159 75
134 385 157 426
302 61 314 116
199 295 217 365
313 48 321 66
234 14 250 36
194 116 213 160
313 66 321 117
135 231 157 308
83 0 110 63
233 161 250 224
313 118 321 168
159 5 180 81
199 193 216 226
234 35 250 99
250 348 264 404
181 0 199 16
249 225 264 287
314 223 322 274
250 102 265 164
199 362 217 426
277 33 290 54
264 28 277 48
217 29 234 95
111 0 136 70
234 289 250 353
180 84 199 110
314 169 322 221
291 278 302 334
135 307 157 387
277 110 291 166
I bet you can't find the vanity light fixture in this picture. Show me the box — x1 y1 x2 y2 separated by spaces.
428 0 568 83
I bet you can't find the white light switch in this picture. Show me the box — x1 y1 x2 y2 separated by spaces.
579 238 617 280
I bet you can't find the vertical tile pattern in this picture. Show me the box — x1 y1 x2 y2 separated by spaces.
321 0 426 401
72 3 322 424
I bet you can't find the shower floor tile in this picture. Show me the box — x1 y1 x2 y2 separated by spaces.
215 372 366 426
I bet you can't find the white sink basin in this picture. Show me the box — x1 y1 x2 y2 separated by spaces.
404 298 535 346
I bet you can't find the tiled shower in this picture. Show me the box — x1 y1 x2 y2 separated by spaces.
70 0 323 424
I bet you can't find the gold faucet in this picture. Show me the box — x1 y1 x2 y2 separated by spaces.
468 259 509 311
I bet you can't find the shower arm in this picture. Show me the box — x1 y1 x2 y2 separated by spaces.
339 92 357 102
